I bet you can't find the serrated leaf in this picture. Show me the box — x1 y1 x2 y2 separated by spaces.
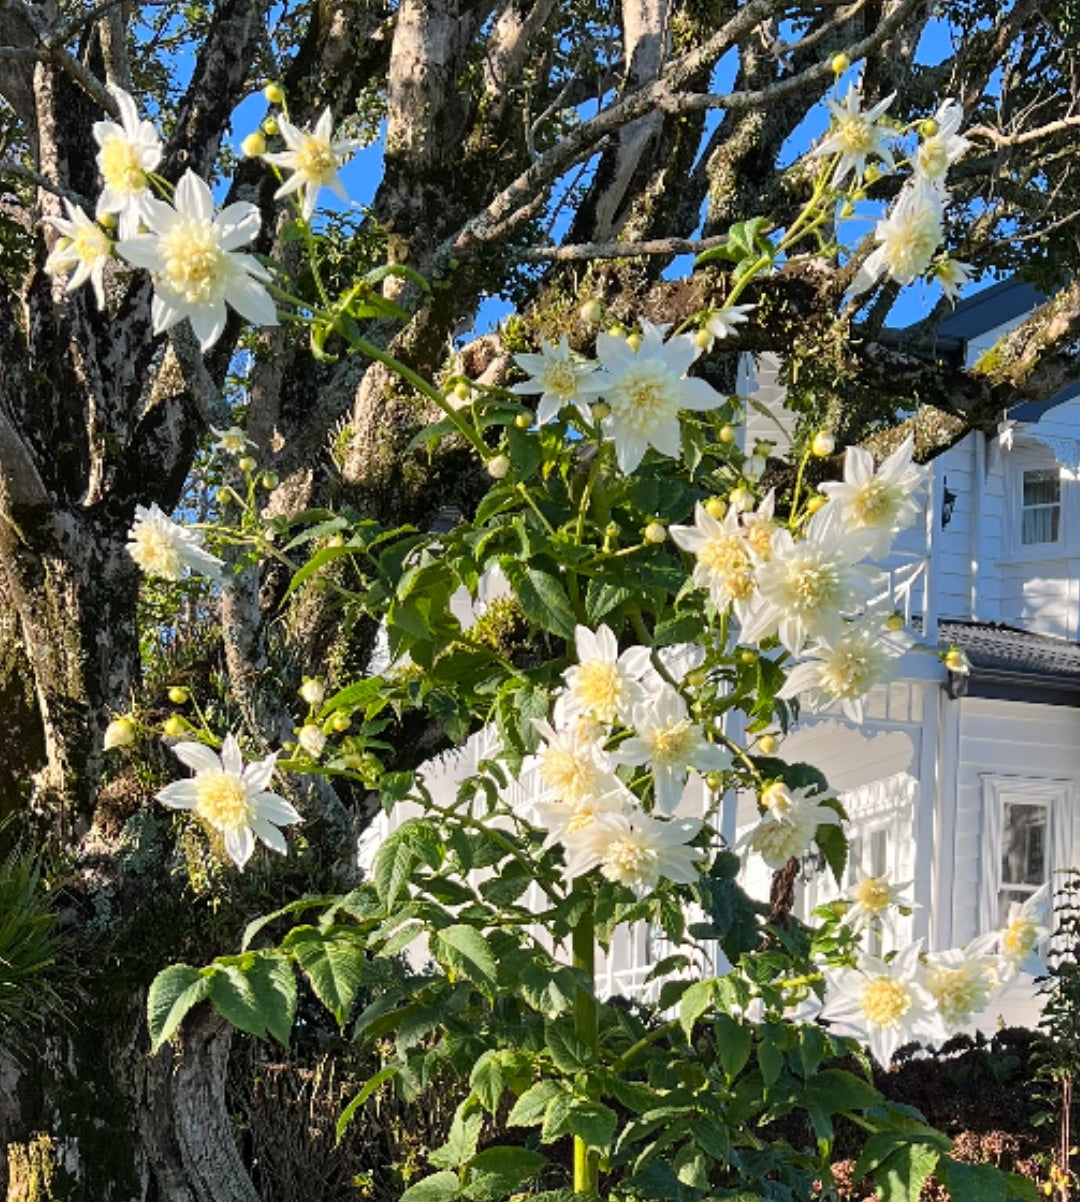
714 1013 753 1080
545 1019 592 1072
469 1051 505 1113
285 927 365 1025
463 1147 548 1201
502 560 577 639
550 1099 617 1152
247 954 298 1047
436 925 498 996
872 1143 941 1202
508 1079 566 1128
399 1172 461 1202
374 828 418 908
936 1157 1007 1202
147 964 209 1052
429 1100 483 1169
679 979 713 1038
585 577 634 623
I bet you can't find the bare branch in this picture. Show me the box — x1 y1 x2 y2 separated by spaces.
518 232 729 261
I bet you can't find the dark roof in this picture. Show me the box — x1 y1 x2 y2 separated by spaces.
1010 380 1080 423
934 278 1046 341
937 620 1080 706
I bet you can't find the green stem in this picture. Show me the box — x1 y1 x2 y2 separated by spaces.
572 913 599 1196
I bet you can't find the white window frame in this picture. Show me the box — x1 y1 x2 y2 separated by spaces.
979 774 1074 938
1004 444 1069 562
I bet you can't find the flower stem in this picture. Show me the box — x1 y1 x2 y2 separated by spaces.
572 913 599 1195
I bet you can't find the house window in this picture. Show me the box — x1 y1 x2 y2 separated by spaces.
980 775 1073 938
999 799 1048 925
1021 468 1061 545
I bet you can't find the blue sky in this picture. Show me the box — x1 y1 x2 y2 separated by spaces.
224 13 990 338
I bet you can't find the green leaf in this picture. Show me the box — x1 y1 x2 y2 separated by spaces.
545 1019 592 1072
399 1172 461 1202
585 577 634 624
147 964 209 1052
1005 1173 1042 1201
936 1157 1008 1202
757 1027 783 1087
805 1068 880 1115
436 925 498 996
469 1051 505 1113
714 1013 753 1080
507 425 542 481
508 1079 566 1128
815 821 848 885
502 560 577 639
429 1100 483 1169
463 1147 548 1201
283 544 362 598
873 1143 941 1202
336 1066 399 1143
247 954 298 1047
551 1100 617 1152
374 827 418 908
285 927 365 1025
679 979 713 1039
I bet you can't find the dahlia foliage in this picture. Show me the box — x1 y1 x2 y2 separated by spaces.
72 75 1040 1202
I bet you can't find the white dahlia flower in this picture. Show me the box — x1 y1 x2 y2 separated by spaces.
561 624 653 727
45 202 112 308
611 684 732 814
93 84 163 238
156 734 301 869
810 87 896 185
263 108 359 219
127 503 224 581
822 943 947 1067
847 181 945 298
563 809 705 893
511 336 606 426
670 502 759 620
116 169 278 350
818 435 927 558
594 321 724 474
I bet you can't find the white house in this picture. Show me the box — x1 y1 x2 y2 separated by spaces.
363 278 1080 1029
742 277 1080 1029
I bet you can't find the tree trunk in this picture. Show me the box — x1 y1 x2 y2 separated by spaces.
0 510 140 824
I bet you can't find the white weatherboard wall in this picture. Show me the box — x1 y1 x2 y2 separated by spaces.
944 696 1080 1028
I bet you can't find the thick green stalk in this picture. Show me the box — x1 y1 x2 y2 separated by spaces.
572 915 599 1195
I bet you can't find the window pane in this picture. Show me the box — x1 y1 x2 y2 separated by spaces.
1023 505 1061 545
997 885 1037 928
1024 470 1061 506
1001 802 1047 887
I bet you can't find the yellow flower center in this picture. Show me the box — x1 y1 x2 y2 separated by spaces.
609 362 678 435
761 782 793 817
917 138 949 179
565 806 602 834
649 721 693 766
540 748 602 805
542 360 580 399
821 643 878 698
572 661 622 722
854 875 892 913
296 136 339 183
196 772 250 830
724 567 757 601
859 978 911 1027
699 533 749 577
853 480 899 525
928 967 986 1025
883 211 942 280
100 136 147 197
130 523 183 579
836 117 877 157
1004 919 1038 959
602 837 655 884
159 221 227 305
72 225 109 265
743 520 774 560
784 556 841 611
